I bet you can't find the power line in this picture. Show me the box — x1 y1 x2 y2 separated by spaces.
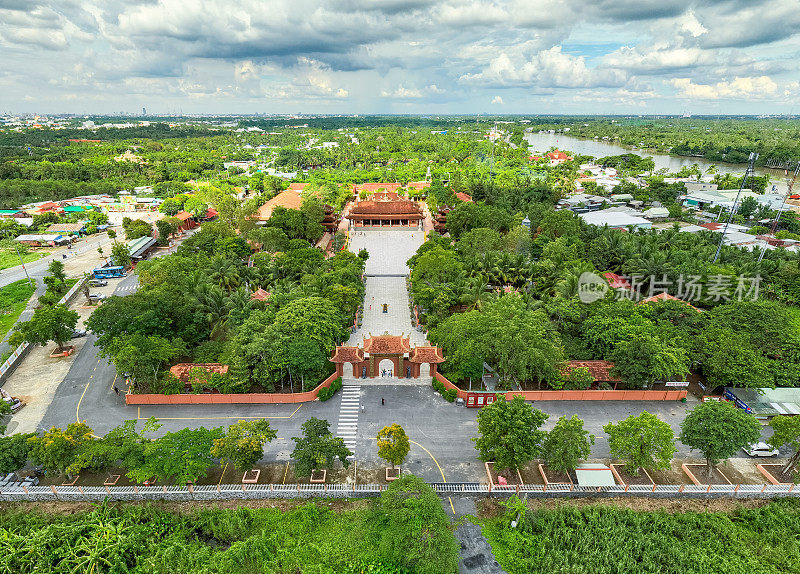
712 152 757 264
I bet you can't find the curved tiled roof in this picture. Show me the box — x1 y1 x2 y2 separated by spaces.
408 346 445 363
560 360 620 382
362 334 411 354
349 200 423 217
169 363 229 383
331 346 364 363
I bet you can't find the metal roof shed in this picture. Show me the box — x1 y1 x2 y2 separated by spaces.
575 464 617 487
724 387 800 418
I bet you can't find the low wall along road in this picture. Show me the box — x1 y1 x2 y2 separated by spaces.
434 372 687 402
126 372 340 405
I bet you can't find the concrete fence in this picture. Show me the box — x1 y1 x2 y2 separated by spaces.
434 372 687 402
1 481 798 502
126 372 341 405
0 276 85 386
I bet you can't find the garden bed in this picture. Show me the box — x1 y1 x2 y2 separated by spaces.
757 463 798 485
682 463 733 485
485 462 523 487
538 463 572 485
609 464 654 486
518 462 545 485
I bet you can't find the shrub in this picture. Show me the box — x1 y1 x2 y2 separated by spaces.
432 379 457 402
318 377 342 401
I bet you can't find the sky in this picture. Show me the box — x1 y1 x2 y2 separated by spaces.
1 0 799 115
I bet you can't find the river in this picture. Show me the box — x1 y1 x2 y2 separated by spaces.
524 132 795 194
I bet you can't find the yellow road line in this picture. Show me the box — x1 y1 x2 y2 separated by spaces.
282 461 290 484
76 378 91 423
137 404 303 421
410 440 455 515
109 373 117 390
218 463 228 486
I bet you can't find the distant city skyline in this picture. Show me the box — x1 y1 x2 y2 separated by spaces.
1 1 799 115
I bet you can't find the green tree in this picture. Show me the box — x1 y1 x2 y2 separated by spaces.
0 433 34 474
542 415 595 474
368 475 460 574
103 334 183 388
247 226 289 252
603 412 676 475
14 303 78 352
473 395 548 472
290 417 352 478
128 427 224 485
766 415 800 478
111 240 132 268
376 424 411 470
28 422 95 477
211 419 277 473
274 296 345 352
679 401 762 479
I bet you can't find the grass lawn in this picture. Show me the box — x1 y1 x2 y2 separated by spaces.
0 279 36 341
0 249 47 271
481 497 800 574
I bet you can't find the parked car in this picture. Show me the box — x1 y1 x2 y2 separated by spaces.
88 279 108 287
88 293 106 302
743 442 779 457
71 329 87 338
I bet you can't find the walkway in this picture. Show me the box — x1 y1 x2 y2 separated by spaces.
336 383 361 458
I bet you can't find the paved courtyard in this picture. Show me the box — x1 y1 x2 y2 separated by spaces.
347 228 424 276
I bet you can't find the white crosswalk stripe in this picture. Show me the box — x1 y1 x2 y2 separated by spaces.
337 385 362 457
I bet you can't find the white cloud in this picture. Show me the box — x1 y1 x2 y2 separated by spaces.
461 46 626 89
491 95 503 104
670 76 779 99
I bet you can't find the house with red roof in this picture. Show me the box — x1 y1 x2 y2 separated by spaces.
546 150 573 165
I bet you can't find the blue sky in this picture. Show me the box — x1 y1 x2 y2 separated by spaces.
1 1 799 115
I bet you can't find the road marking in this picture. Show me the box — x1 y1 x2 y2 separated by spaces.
337 385 361 456
136 404 303 421
410 439 455 515
282 461 290 484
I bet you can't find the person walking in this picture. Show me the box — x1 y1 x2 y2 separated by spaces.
113 386 119 395
381 397 385 406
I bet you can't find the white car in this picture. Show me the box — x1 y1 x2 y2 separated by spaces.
743 442 779 457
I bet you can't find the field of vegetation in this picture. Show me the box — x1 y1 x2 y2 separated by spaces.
0 475 459 574
482 497 800 574
0 279 35 340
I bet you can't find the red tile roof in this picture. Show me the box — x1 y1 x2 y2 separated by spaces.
288 183 309 191
546 150 573 161
455 192 473 202
331 346 365 363
362 335 411 354
250 288 271 301
603 272 631 290
639 291 701 311
408 346 445 363
169 363 229 383
255 189 304 220
562 360 621 382
175 211 192 221
349 200 423 218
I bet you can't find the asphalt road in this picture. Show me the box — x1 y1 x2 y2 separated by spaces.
0 236 113 289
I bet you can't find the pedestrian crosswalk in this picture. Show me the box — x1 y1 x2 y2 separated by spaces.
337 384 361 458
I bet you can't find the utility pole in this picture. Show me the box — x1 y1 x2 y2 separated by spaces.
712 152 757 264
2 231 34 289
758 161 800 262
